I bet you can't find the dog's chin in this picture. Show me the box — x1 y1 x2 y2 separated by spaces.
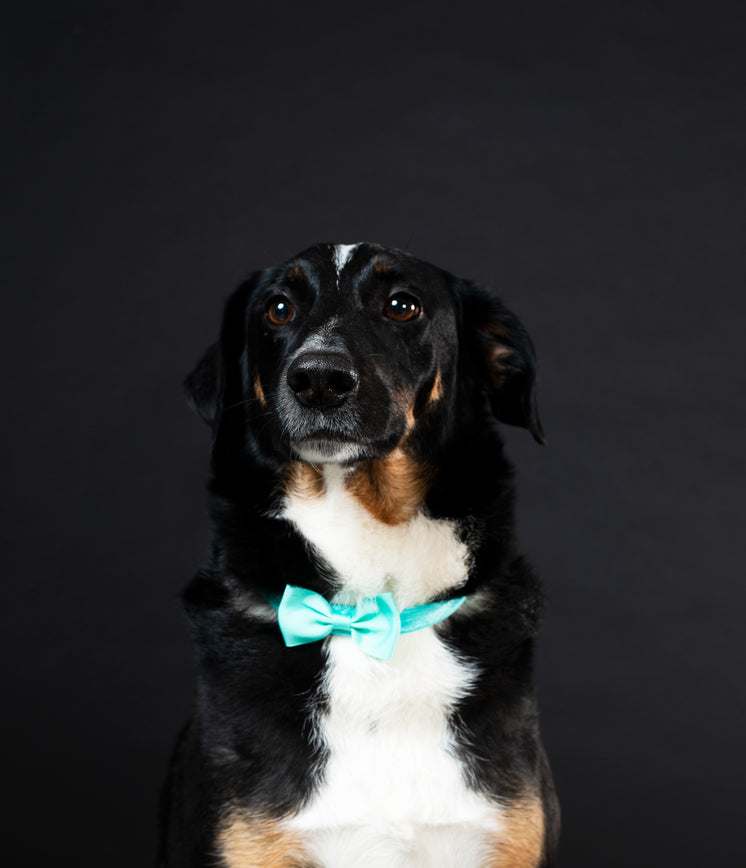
290 438 365 465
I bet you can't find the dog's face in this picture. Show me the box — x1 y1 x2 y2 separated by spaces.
187 243 543 473
248 243 462 464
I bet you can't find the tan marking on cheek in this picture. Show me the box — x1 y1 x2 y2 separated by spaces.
392 387 416 435
217 813 310 868
427 367 444 406
405 403 416 433
282 462 326 501
346 452 433 525
253 374 267 407
484 796 545 868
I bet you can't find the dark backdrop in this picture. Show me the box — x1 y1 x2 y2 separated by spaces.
4 2 745 866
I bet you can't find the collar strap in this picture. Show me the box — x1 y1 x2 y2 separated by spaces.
264 585 467 660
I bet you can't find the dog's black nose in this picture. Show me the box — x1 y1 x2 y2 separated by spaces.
287 352 358 409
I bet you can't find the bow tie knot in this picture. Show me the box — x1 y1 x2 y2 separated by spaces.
277 585 401 660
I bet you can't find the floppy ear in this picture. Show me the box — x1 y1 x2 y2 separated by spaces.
184 342 222 426
459 280 545 444
183 272 265 428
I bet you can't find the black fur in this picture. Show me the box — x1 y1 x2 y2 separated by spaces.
159 242 559 867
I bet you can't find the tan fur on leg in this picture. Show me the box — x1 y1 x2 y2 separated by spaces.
217 812 311 868
484 796 545 868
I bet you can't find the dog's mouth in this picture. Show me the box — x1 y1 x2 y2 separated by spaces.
282 411 401 465
278 397 368 464
290 436 365 464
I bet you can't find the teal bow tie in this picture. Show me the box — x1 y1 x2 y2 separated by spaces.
267 585 467 660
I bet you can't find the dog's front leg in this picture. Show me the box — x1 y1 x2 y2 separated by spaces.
483 793 555 868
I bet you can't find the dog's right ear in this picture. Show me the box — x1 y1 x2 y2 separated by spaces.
184 342 222 426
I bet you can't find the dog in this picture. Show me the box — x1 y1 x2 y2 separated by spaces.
158 242 560 867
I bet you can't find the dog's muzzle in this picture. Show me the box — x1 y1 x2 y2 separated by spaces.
279 349 380 462
286 351 359 410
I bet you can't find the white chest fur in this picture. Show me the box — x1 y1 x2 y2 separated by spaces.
281 465 471 608
280 466 502 867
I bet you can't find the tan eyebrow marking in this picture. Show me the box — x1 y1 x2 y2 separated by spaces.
286 265 305 282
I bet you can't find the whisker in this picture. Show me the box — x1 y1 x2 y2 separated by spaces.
223 397 262 412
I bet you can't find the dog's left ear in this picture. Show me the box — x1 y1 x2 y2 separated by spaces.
184 342 222 426
458 280 545 444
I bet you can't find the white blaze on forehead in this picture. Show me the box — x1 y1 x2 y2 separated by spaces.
333 243 359 276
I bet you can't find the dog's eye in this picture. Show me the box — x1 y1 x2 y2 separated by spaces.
385 292 421 323
266 296 296 326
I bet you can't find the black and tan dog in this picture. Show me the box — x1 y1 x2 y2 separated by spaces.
158 243 559 867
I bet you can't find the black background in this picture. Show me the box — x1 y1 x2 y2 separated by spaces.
4 2 745 866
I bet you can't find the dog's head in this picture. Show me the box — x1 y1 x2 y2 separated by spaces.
186 243 543 478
